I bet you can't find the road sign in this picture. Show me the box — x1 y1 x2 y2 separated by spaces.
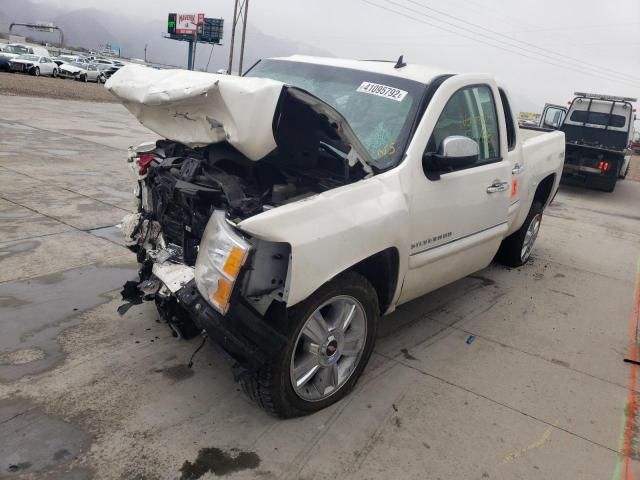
174 13 205 35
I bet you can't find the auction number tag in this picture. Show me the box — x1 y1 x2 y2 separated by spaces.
357 82 408 102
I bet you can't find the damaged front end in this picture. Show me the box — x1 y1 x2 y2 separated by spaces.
116 94 373 373
119 140 298 370
109 64 381 372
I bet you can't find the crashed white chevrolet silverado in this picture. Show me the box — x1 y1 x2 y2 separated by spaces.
107 56 565 417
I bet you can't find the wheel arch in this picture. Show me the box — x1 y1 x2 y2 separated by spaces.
347 247 400 315
534 173 556 208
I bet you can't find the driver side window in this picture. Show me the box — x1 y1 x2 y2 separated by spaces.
427 85 500 167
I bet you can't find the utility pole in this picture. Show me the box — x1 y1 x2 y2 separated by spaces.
187 40 194 70
227 0 239 74
192 30 198 70
238 0 249 75
227 0 249 75
144 44 147 63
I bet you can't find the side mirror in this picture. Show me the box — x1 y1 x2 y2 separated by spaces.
423 135 479 180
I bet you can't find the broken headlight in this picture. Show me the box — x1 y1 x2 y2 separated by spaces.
195 211 250 315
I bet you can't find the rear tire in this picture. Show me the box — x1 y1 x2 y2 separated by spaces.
240 271 379 418
497 201 543 268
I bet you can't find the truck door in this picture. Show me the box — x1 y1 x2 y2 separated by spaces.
539 104 568 130
399 82 511 304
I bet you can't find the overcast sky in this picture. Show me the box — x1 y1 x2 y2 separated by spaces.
35 0 640 114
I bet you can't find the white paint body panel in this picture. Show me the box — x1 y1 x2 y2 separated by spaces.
152 263 195 294
238 68 565 312
117 56 565 314
106 65 283 160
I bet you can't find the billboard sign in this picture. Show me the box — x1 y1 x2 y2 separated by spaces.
175 13 205 35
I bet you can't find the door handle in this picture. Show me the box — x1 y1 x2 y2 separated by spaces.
512 164 525 175
486 181 509 194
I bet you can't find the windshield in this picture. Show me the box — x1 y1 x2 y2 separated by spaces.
6 45 29 54
18 55 39 61
245 59 426 169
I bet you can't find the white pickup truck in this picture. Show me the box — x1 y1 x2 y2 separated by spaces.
107 56 565 417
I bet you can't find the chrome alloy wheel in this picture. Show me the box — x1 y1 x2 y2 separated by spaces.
290 295 367 402
521 213 542 263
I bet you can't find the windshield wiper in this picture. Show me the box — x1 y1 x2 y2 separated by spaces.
319 141 347 160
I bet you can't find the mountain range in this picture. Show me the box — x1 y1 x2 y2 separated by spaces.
0 0 333 71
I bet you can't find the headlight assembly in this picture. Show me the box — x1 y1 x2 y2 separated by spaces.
194 211 250 314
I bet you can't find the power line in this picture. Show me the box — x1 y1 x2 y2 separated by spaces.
361 0 640 89
401 0 640 83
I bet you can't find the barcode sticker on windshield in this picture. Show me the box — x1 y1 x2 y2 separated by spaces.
357 82 408 102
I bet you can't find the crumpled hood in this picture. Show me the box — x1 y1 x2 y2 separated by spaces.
106 64 373 166
106 65 284 160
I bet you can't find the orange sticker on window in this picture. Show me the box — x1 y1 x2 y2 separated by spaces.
511 179 519 198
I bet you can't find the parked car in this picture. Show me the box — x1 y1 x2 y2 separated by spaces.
540 92 637 191
108 56 565 418
60 62 106 83
0 44 49 71
93 62 120 79
9 54 58 77
83 63 107 83
56 54 89 65
57 62 85 80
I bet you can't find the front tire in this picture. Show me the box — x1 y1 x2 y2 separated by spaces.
240 271 379 418
32 66 40 76
52 68 58 78
497 201 543 268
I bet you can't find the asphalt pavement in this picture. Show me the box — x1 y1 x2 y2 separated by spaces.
1 95 639 480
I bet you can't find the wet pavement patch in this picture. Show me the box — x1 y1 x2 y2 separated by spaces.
0 398 91 477
158 364 195 383
87 224 126 246
0 240 40 260
0 263 136 382
179 447 260 479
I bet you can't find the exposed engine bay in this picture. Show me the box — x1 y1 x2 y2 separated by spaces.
119 131 371 358
127 134 368 262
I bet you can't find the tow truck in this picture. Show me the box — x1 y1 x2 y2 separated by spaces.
541 92 636 191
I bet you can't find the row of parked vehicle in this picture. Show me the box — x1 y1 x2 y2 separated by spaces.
0 43 125 84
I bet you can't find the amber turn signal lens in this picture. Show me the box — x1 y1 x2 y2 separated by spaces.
211 278 233 308
223 246 246 278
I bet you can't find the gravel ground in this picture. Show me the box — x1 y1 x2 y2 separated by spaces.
0 71 117 103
